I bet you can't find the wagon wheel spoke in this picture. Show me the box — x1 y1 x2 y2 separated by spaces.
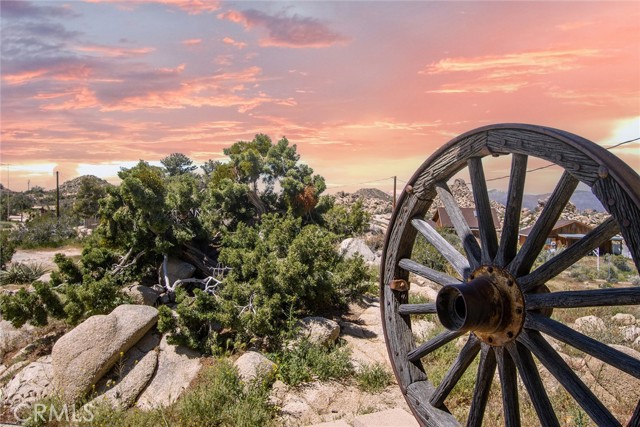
524 313 640 379
435 181 482 269
518 217 619 291
506 341 560 427
430 334 481 408
408 330 465 363
518 329 620 426
496 346 521 427
630 401 640 427
466 343 497 427
495 153 528 267
399 258 460 287
411 218 471 278
398 303 437 316
509 171 579 277
525 287 640 309
468 157 499 264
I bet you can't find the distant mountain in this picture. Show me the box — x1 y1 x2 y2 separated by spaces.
59 175 112 197
488 189 605 212
354 188 393 202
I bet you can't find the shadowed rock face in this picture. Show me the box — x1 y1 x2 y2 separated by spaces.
51 304 158 403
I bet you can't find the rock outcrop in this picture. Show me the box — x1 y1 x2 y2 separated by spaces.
136 334 202 409
234 351 276 383
297 317 341 347
51 305 158 402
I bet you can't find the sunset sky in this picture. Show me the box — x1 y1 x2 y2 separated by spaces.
1 0 639 194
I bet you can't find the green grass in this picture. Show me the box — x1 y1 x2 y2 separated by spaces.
270 339 354 387
355 362 392 393
22 360 278 427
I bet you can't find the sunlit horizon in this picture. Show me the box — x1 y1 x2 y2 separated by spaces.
2 1 639 194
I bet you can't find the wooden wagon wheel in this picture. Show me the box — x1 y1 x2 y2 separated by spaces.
380 124 640 427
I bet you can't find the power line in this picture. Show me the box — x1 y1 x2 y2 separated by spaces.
485 136 640 183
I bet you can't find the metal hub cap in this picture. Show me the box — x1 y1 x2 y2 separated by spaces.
436 266 524 346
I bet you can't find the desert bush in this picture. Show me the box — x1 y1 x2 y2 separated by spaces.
569 265 596 282
607 254 632 273
11 214 78 248
0 262 49 285
0 281 65 327
355 362 393 393
0 230 16 269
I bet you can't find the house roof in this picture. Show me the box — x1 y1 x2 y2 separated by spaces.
519 219 590 237
432 207 500 230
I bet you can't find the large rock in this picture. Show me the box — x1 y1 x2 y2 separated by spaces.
163 257 196 287
621 325 640 343
0 320 35 359
234 351 276 383
339 238 376 263
123 284 160 306
297 317 340 346
88 331 161 410
136 334 202 409
582 345 640 409
51 305 158 402
573 315 606 334
611 313 636 326
2 355 53 411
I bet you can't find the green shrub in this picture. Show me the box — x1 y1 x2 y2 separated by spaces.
355 362 393 393
0 281 65 327
569 265 596 282
411 227 461 278
0 230 16 269
272 339 353 386
0 262 49 285
322 198 371 238
11 214 79 248
607 254 632 273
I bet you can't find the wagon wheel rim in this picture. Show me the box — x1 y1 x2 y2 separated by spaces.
380 123 640 427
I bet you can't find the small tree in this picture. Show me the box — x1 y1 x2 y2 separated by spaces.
161 153 197 176
73 176 108 219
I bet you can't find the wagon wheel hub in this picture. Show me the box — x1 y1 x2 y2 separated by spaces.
436 266 524 346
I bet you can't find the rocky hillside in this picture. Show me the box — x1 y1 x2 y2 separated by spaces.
59 175 112 197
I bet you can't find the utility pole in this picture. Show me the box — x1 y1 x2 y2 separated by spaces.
56 171 60 218
392 176 397 211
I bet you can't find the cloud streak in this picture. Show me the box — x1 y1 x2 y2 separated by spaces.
218 9 348 48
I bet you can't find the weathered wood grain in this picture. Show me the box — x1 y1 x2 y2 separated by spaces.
406 381 460 427
592 175 640 272
509 171 578 277
496 346 521 427
408 330 465 363
399 303 437 316
381 193 430 391
518 329 620 426
429 334 481 408
518 217 619 291
506 341 560 427
525 313 640 379
524 287 640 309
436 181 482 269
399 258 461 287
466 343 497 427
412 218 471 279
468 157 499 265
486 128 600 185
495 153 528 267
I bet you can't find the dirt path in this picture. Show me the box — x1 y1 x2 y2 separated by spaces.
10 247 83 270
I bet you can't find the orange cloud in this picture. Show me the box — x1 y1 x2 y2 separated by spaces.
218 9 348 48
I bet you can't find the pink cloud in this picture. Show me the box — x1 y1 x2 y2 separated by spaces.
218 9 348 48
76 44 155 58
84 0 220 14
422 48 606 94
222 37 247 49
182 38 202 46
